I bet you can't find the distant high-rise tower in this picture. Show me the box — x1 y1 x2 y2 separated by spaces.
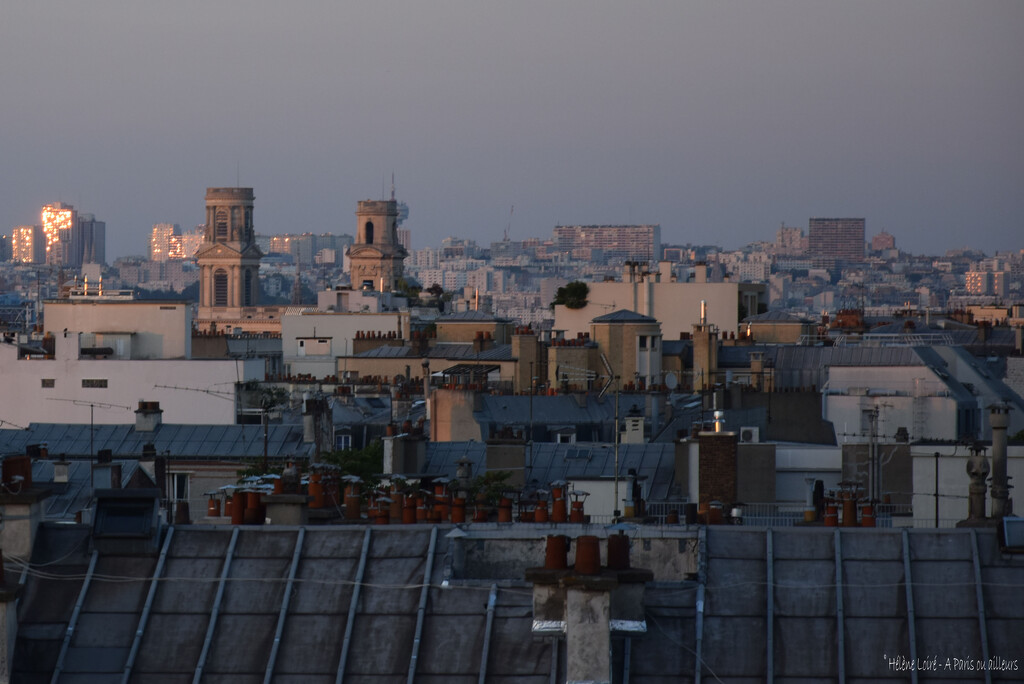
808 218 865 269
41 202 77 266
347 199 408 291
150 223 179 262
196 188 262 310
78 213 106 265
11 225 46 264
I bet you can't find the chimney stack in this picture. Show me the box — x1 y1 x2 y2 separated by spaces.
989 404 1012 520
135 401 163 432
526 531 653 684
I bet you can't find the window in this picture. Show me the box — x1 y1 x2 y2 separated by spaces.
244 269 254 306
364 221 374 244
82 379 108 388
336 433 352 450
170 473 190 502
214 269 228 306
215 209 228 239
41 378 55 388
639 336 647 349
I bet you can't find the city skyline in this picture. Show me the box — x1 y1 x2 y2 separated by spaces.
2 1 1021 259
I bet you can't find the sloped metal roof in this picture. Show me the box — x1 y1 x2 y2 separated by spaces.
15 524 1021 682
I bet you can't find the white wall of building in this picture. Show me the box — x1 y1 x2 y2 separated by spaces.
825 366 969 442
281 310 410 378
44 299 192 359
0 336 261 426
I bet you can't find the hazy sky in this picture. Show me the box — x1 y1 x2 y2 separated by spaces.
2 1 1022 259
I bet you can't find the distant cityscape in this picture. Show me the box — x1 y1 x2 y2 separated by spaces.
2 197 1021 331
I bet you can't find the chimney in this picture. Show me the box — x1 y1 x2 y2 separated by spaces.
53 461 71 484
0 456 51 560
135 401 163 432
525 532 653 684
697 430 738 510
989 404 1012 520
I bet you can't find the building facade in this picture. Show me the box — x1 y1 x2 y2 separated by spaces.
808 217 865 269
11 225 45 264
553 224 661 264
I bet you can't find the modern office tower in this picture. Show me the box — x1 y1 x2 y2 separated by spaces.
0 233 8 262
11 225 46 264
808 218 865 269
41 202 77 266
347 199 408 291
196 187 262 309
552 224 661 263
78 213 106 265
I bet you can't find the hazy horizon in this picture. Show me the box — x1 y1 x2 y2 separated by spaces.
2 1 1021 260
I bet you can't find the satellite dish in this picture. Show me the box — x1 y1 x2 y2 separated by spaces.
664 372 678 390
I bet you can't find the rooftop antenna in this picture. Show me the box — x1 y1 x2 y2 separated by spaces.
236 161 240 188
504 205 514 241
391 172 396 201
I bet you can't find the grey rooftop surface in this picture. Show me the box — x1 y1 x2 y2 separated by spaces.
591 309 659 324
425 441 681 501
12 524 1023 683
0 423 315 461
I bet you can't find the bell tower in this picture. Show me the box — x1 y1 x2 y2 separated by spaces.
347 199 407 292
196 187 263 310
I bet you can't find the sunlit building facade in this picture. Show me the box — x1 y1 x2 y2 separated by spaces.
41 202 77 266
150 223 204 261
11 225 46 264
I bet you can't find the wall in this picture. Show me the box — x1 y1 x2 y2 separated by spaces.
430 389 483 442
281 310 409 378
554 280 742 339
44 300 191 359
0 340 261 426
911 444 1024 527
736 443 776 503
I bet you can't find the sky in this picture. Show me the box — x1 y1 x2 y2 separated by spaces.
2 1 1022 260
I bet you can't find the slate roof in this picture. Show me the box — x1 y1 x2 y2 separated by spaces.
743 310 813 323
355 343 512 361
31 459 148 521
13 524 1023 682
436 310 510 323
591 309 658 324
475 394 633 427
0 423 315 461
425 440 680 501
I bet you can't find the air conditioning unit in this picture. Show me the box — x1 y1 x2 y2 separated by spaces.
739 427 760 443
